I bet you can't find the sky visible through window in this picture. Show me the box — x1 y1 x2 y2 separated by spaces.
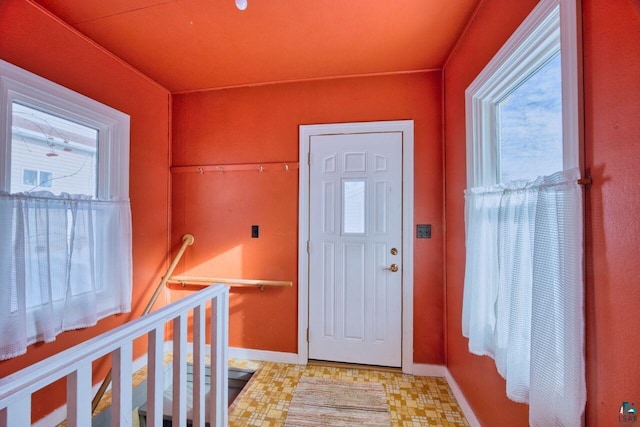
498 53 563 183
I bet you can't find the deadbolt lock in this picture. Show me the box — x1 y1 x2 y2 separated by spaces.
390 248 398 255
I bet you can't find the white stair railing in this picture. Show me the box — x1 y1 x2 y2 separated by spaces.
0 284 229 427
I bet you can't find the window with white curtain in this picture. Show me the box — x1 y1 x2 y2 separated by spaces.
0 59 132 360
463 0 585 426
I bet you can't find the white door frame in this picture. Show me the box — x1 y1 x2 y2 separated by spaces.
298 120 414 374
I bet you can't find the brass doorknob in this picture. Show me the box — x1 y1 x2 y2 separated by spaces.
384 264 399 272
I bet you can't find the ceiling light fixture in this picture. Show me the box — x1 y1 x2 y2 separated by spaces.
235 0 247 11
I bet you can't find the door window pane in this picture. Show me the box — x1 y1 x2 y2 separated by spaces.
343 179 366 234
498 53 563 182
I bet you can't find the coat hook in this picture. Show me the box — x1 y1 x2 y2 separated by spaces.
259 165 264 172
217 166 224 173
284 163 289 171
197 167 204 175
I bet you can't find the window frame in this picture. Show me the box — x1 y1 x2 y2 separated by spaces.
465 0 582 188
0 59 130 199
0 61 132 358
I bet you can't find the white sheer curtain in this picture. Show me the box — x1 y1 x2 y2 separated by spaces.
462 168 585 426
0 191 132 360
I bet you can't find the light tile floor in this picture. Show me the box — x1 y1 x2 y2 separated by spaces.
229 360 469 427
70 357 468 427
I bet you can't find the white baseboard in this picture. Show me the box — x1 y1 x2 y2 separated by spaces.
445 368 481 427
33 404 67 427
164 339 175 355
410 364 480 426
163 340 300 365
412 363 447 377
228 347 300 364
132 352 149 376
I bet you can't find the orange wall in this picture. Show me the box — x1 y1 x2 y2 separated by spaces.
171 73 445 363
582 0 640 425
444 0 640 426
0 0 171 421
443 1 537 424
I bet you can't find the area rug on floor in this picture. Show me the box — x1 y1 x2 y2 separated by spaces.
284 377 391 426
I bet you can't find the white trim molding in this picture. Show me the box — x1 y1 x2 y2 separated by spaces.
298 120 414 374
465 0 582 188
412 363 447 377
169 340 301 365
0 58 130 199
445 369 482 427
228 347 300 365
412 364 480 427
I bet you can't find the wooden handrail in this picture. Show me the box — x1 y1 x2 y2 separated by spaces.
168 275 292 292
142 234 195 316
91 234 195 413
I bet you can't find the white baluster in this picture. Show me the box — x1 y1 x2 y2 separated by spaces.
147 326 164 427
0 396 30 426
67 362 92 427
112 342 133 426
193 303 206 427
172 314 187 426
209 292 229 427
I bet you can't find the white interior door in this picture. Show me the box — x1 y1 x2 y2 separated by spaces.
308 132 402 367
